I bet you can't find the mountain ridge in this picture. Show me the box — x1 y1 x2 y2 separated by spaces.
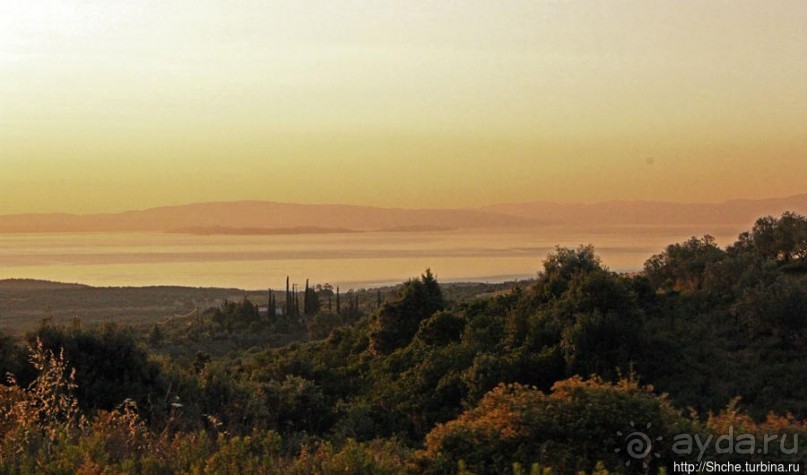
0 194 805 233
480 193 807 226
0 201 535 233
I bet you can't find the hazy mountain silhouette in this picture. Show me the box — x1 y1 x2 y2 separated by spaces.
0 202 534 233
481 194 807 226
0 195 804 233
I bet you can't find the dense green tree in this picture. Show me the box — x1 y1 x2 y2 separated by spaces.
0 331 31 385
28 323 164 413
536 244 603 299
369 269 444 354
263 375 330 433
732 212 807 265
211 298 262 332
560 310 638 379
733 276 807 346
415 311 465 347
306 312 343 340
644 235 726 293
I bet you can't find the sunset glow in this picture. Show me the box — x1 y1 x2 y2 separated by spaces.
1 1 805 213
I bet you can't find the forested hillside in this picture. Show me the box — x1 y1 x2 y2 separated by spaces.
0 213 804 474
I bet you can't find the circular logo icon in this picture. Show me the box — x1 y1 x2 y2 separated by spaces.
615 421 662 468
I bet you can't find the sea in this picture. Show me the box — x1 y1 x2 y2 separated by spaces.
0 225 743 290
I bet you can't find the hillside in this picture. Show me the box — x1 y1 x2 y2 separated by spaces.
0 279 89 290
0 279 518 336
0 283 258 333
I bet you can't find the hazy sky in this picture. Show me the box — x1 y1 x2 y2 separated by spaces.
1 0 805 214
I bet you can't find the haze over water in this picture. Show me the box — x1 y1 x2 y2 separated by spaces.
0 226 742 289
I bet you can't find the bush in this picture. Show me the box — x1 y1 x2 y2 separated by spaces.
418 376 690 474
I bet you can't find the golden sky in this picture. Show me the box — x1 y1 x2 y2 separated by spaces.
1 1 805 214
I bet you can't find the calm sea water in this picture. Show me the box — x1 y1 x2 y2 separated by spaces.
0 226 742 290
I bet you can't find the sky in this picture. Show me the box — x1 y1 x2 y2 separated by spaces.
0 0 805 214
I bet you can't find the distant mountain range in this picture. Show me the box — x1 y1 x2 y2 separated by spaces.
0 194 804 233
482 193 807 226
0 201 533 233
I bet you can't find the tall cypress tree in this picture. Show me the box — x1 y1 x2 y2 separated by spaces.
304 279 309 315
303 278 320 316
292 283 299 318
285 276 291 317
267 288 273 320
294 284 300 318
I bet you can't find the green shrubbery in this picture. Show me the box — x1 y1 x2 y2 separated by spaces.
0 212 804 473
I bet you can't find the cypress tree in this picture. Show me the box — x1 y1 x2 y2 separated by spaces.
303 278 320 316
304 279 310 315
294 284 301 317
292 283 299 318
285 276 291 317
267 288 274 320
